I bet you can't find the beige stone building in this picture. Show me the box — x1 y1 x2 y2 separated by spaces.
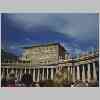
1 43 99 86
21 43 66 65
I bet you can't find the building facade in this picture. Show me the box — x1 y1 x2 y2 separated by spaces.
21 43 66 65
1 43 99 86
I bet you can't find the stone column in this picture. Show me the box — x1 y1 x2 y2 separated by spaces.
37 69 40 82
33 69 35 82
82 65 85 82
19 69 22 81
68 66 70 80
6 68 9 79
51 68 54 80
47 68 48 80
87 63 91 82
77 65 80 80
54 68 55 79
72 67 75 82
70 66 73 82
1 68 4 79
15 69 18 80
24 68 26 74
42 68 44 80
93 62 97 81
70 66 73 75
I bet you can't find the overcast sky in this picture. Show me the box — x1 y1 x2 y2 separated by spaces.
1 13 99 56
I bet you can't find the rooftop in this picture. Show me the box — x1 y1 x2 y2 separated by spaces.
21 42 65 50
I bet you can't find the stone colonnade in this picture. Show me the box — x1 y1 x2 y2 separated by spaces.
1 66 58 82
1 61 98 83
72 62 97 83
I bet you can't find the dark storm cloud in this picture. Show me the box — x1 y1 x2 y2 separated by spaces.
1 13 99 55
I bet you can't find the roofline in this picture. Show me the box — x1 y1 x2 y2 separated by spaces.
22 42 64 49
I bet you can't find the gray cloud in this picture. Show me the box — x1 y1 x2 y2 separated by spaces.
6 13 98 39
4 13 99 55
